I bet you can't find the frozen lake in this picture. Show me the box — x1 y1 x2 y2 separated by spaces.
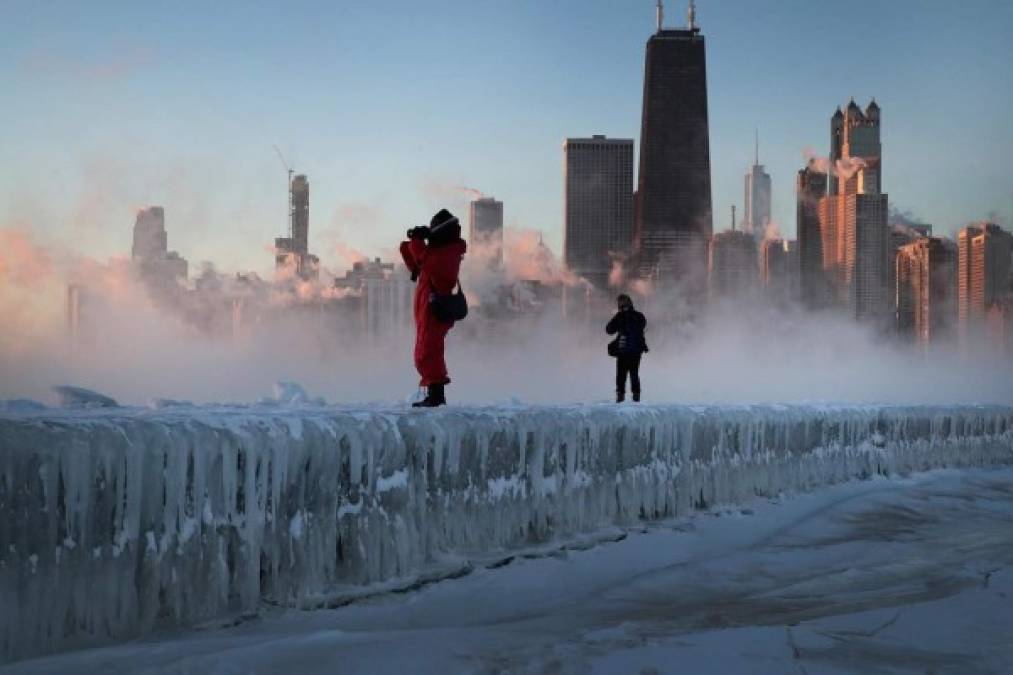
6 466 1012 674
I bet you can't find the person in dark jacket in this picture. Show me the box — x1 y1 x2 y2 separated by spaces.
606 294 647 402
399 209 467 407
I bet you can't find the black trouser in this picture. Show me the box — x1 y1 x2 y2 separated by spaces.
616 353 642 395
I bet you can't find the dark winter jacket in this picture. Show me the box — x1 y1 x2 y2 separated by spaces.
606 309 648 355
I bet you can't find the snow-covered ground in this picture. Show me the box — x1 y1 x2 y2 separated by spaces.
4 466 1012 674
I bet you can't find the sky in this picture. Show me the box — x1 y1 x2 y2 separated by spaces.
2 0 1012 277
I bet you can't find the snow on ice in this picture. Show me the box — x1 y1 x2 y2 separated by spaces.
0 401 1012 663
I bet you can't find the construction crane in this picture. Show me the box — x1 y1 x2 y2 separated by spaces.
272 145 294 239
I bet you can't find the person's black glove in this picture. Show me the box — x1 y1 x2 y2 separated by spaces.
407 226 430 240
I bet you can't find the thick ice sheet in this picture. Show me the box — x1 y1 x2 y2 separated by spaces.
1 403 1012 663
5 467 1013 674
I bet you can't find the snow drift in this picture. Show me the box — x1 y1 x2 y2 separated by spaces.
1 403 1012 663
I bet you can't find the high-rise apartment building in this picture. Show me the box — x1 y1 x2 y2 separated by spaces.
797 163 828 309
469 197 505 269
634 1 712 292
896 237 956 348
564 136 634 289
841 182 890 320
958 222 1013 348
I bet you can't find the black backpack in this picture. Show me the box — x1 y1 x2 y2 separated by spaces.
430 282 468 323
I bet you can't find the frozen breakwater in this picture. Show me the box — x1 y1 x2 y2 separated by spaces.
1 403 1012 662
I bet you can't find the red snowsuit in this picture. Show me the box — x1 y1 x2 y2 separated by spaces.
399 237 467 386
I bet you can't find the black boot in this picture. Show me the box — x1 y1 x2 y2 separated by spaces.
412 383 447 408
616 391 625 403
632 391 641 402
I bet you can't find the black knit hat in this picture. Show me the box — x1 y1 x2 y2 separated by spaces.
430 209 459 232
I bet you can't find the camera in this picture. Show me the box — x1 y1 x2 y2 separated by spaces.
406 225 430 240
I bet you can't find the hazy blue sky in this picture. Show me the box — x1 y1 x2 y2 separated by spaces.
2 0 1011 275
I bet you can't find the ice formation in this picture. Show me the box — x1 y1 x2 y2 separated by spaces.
1 402 1012 662
51 385 119 409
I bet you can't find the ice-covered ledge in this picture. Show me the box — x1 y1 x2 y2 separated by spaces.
2 402 1012 662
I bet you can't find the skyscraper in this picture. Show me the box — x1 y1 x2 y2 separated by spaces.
744 133 771 248
469 197 505 269
564 136 634 289
132 206 168 261
818 100 890 321
131 206 188 279
275 173 319 280
896 237 956 348
958 222 1013 349
888 223 933 308
291 174 309 256
841 178 890 320
634 1 712 293
830 99 882 196
796 162 828 308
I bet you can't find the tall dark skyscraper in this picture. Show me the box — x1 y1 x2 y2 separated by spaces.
634 0 712 292
797 163 828 309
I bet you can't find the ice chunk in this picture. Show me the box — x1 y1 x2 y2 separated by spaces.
52 385 118 408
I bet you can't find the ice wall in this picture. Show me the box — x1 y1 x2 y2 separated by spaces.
2 403 1012 662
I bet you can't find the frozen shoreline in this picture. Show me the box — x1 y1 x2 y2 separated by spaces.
2 403 1012 663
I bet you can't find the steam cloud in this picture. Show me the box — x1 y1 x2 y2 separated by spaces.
2 217 1012 408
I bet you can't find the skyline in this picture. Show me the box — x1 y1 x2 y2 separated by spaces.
2 0 1012 277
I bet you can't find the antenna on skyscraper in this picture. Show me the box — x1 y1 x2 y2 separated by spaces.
687 0 697 30
272 145 295 239
656 0 664 32
754 128 759 165
731 205 736 231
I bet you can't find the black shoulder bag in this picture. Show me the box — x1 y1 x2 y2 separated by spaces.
430 282 469 323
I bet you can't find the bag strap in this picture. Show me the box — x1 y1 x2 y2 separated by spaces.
429 280 464 295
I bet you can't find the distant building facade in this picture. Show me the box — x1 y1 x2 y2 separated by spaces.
896 237 956 348
131 206 188 279
986 296 1013 355
335 258 414 339
797 163 828 309
634 8 712 292
564 136 634 289
708 229 756 300
469 197 505 268
760 238 799 305
958 222 1013 350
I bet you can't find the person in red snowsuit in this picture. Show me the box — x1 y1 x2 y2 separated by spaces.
399 209 467 407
